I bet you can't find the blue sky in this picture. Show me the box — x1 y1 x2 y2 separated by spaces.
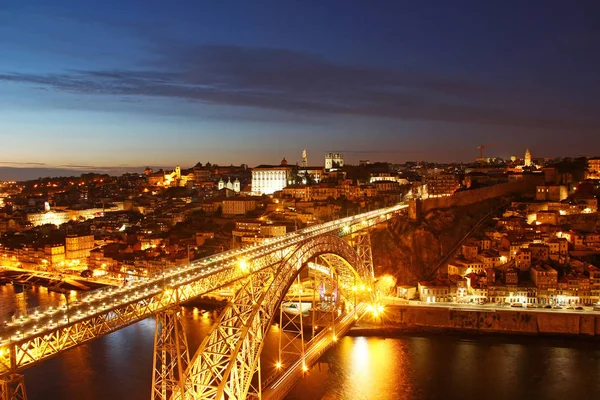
1 0 599 176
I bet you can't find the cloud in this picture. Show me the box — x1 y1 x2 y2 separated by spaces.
1 44 597 132
0 161 47 167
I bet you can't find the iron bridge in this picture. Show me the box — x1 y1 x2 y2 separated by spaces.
0 202 407 399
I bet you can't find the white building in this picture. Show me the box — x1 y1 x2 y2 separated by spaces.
218 177 241 192
27 211 70 227
251 158 293 195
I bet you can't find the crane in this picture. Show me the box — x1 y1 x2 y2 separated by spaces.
477 142 497 160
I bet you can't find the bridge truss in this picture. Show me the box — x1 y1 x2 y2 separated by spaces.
0 203 406 400
183 234 371 400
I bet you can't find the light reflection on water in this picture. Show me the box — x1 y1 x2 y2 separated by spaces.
0 284 78 320
287 335 600 400
3 287 600 400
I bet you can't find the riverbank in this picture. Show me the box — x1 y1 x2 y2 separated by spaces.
354 304 600 338
0 269 108 292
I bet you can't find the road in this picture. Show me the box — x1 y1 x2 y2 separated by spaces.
383 297 600 316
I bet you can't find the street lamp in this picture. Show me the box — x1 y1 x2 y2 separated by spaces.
62 291 70 324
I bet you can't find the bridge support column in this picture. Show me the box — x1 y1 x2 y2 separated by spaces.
278 275 306 373
151 306 190 400
310 262 338 340
355 232 375 283
246 356 262 400
0 374 27 400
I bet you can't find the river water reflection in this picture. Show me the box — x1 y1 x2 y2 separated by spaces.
2 286 600 400
288 334 600 400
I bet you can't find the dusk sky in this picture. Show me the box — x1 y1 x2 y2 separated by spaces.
1 0 599 177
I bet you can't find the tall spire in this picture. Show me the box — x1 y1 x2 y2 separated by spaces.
524 148 532 167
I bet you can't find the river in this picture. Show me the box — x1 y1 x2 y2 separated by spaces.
2 285 600 400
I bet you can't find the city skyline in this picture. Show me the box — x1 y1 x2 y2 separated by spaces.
0 147 579 182
2 1 600 177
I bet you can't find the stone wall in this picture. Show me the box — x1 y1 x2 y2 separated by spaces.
409 175 543 218
366 305 600 336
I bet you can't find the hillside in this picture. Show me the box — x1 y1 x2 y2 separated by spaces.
372 198 506 285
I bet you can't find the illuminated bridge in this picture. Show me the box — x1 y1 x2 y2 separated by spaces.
0 202 407 400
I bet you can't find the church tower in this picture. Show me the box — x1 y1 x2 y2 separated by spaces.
524 149 532 167
233 178 241 193
218 178 225 190
175 165 181 179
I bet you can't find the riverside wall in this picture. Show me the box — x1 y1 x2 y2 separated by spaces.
360 305 600 337
409 175 544 218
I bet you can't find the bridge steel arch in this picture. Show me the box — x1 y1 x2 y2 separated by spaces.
183 234 366 400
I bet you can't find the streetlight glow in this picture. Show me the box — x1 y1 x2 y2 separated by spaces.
239 259 249 273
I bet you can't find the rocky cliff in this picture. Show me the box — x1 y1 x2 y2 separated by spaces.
372 198 505 285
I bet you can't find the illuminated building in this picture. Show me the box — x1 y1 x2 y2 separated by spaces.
66 234 95 261
44 244 65 266
588 157 600 178
147 165 195 187
297 167 324 184
27 211 70 227
424 172 460 196
530 264 558 290
233 222 287 246
282 185 311 201
515 249 532 271
535 184 568 201
218 177 241 192
251 158 293 195
222 199 257 216
524 148 532 167
295 149 324 184
310 183 340 200
259 224 286 237
325 152 344 171
418 279 452 303
369 174 409 185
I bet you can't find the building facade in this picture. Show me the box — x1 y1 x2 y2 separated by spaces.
222 199 257 216
425 173 460 196
251 159 293 195
325 152 344 171
65 234 95 261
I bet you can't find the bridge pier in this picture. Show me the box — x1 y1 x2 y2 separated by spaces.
310 264 337 341
151 306 190 400
355 231 375 282
278 275 306 372
0 374 27 400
